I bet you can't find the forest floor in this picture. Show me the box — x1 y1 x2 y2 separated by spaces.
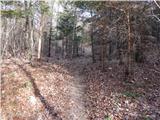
1 57 160 120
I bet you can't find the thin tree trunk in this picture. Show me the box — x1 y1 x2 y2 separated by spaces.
157 22 160 57
38 15 44 60
90 10 95 63
91 27 95 63
48 25 52 57
72 10 75 58
101 38 105 71
157 22 160 42
126 8 133 79
38 26 43 59
29 2 34 60
48 1 54 58
30 21 34 59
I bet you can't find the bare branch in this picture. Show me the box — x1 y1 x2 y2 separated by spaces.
154 0 160 9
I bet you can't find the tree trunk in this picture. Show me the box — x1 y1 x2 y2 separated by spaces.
126 8 133 79
29 2 34 60
48 26 52 57
157 22 160 42
38 15 44 60
101 38 105 71
25 1 29 55
30 20 34 60
157 22 160 57
90 10 96 63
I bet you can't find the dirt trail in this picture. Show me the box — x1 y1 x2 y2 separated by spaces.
54 58 89 120
67 72 87 120
1 58 89 120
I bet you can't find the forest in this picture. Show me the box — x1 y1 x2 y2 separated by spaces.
1 1 160 120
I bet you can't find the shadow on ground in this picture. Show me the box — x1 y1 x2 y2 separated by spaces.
12 60 62 120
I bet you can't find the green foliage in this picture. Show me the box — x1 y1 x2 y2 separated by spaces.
57 11 75 36
135 49 144 63
122 91 142 99
74 1 100 10
144 118 152 120
1 1 51 18
74 1 107 13
75 35 82 42
1 1 26 18
1 1 23 6
0 10 24 18
39 1 50 15
1 1 14 4
142 116 153 120
105 116 112 120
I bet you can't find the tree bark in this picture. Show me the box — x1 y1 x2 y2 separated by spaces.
126 8 133 79
38 15 44 60
90 10 96 63
48 25 52 57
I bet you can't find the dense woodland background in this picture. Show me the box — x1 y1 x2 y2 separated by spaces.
1 1 160 74
1 1 160 120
